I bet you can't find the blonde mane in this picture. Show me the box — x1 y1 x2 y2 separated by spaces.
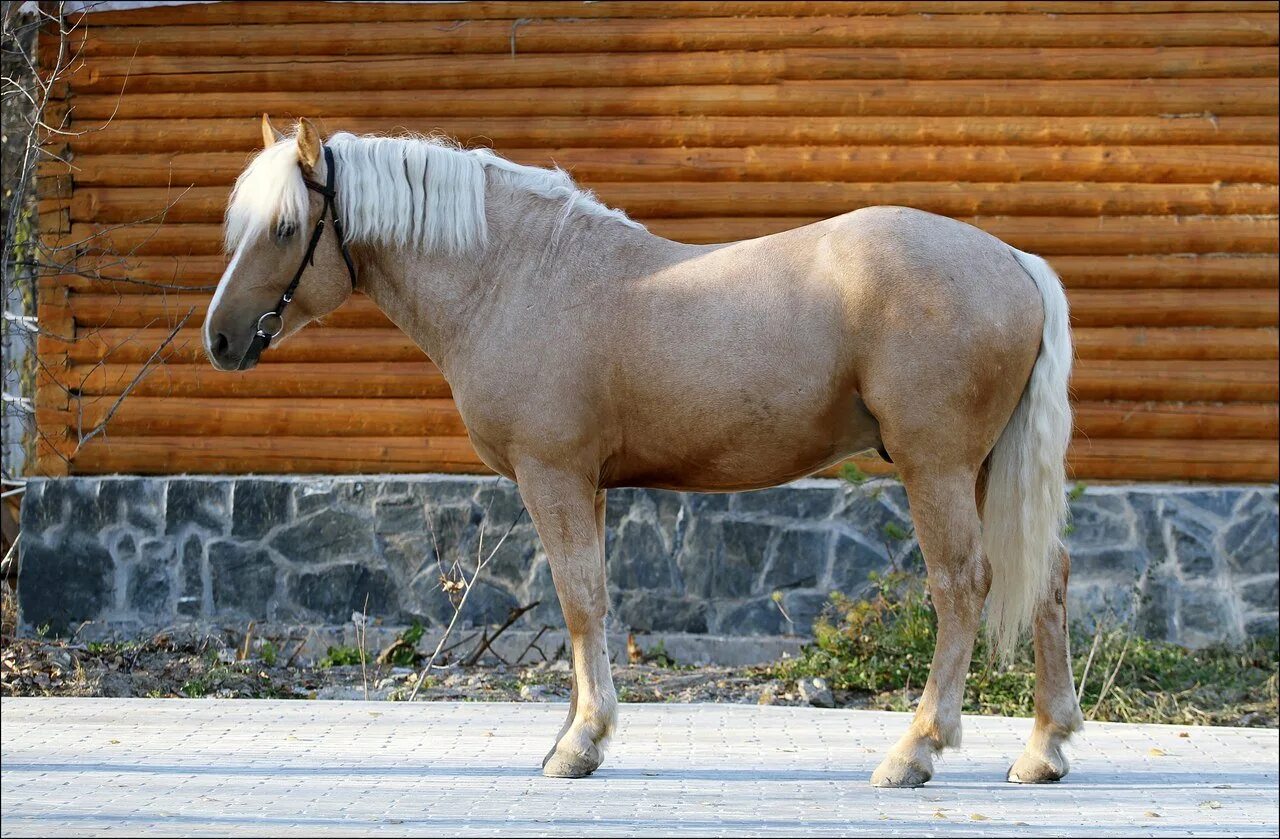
224 132 641 255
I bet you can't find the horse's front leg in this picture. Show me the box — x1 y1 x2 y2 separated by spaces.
516 462 616 778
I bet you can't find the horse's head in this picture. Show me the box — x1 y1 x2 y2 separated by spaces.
204 115 354 371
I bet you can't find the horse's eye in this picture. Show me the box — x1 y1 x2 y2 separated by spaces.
275 222 296 242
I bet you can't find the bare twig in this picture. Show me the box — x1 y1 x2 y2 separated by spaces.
72 308 195 454
1089 632 1132 721
239 620 255 662
0 533 19 581
464 601 540 667
284 632 310 669
515 624 555 665
355 593 370 701
408 503 526 701
1077 627 1105 703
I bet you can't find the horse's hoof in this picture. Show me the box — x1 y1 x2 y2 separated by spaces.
542 743 602 779
871 756 932 788
1007 751 1068 784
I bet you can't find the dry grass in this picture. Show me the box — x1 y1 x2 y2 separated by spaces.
774 573 1278 728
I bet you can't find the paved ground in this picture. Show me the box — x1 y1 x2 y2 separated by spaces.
1 699 1276 837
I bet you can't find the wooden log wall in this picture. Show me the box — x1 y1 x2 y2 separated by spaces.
36 1 1280 482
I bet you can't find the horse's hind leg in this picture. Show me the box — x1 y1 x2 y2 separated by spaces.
516 462 616 778
872 466 989 788
1008 548 1084 783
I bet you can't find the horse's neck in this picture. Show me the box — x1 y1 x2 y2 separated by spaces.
356 182 692 373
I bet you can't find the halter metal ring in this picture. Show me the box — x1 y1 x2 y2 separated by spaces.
255 311 285 339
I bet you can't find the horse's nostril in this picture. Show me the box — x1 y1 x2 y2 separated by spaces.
213 332 229 357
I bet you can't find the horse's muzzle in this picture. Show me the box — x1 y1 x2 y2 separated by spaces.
206 329 260 372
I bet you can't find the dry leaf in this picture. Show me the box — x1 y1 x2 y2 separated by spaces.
1148 747 1166 756
970 814 990 821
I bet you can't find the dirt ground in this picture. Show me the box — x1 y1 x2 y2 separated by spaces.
2 588 1273 727
0 626 819 707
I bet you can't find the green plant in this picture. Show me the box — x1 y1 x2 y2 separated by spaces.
645 639 678 669
882 522 911 542
401 620 425 647
773 573 1279 726
838 462 868 485
383 621 426 667
258 641 278 667
320 645 363 668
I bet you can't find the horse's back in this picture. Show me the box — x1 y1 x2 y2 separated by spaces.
593 207 1041 490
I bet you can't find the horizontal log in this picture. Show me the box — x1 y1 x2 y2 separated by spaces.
1070 360 1278 401
70 435 487 475
55 136 1280 188
1070 327 1278 359
59 13 1280 58
53 397 467 437
124 397 1280 445
54 47 1278 93
58 140 1280 189
48 395 1278 442
558 175 1134 217
57 254 1280 294
1072 401 1278 440
58 359 1278 403
67 328 430 365
59 215 1280 256
1047 255 1279 289
61 77 1280 117
52 183 1279 225
64 326 1279 366
71 2 1280 27
958 216 1279 256
1066 438 1279 481
1068 290 1278 328
59 362 451 399
62 102 1280 160
64 434 1279 482
65 289 1280 331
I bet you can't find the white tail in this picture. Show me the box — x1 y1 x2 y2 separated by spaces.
982 248 1074 657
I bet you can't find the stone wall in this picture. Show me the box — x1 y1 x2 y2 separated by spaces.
17 476 1278 649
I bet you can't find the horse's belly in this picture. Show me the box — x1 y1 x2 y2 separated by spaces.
606 394 882 492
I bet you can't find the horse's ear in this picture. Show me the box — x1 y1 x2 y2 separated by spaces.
295 118 322 173
260 113 283 148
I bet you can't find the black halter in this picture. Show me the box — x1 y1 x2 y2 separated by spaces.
238 145 358 370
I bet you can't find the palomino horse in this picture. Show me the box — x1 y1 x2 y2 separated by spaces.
204 117 1083 787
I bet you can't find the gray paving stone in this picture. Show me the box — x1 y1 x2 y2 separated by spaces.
1 699 1276 837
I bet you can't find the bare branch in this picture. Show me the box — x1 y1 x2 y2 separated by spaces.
72 307 194 454
408 503 527 701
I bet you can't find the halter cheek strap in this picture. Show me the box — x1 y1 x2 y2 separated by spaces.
237 145 357 370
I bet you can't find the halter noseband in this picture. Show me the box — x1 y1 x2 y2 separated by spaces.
238 145 358 370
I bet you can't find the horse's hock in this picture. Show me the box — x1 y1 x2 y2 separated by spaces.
16 476 1277 652
16 2 1280 652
